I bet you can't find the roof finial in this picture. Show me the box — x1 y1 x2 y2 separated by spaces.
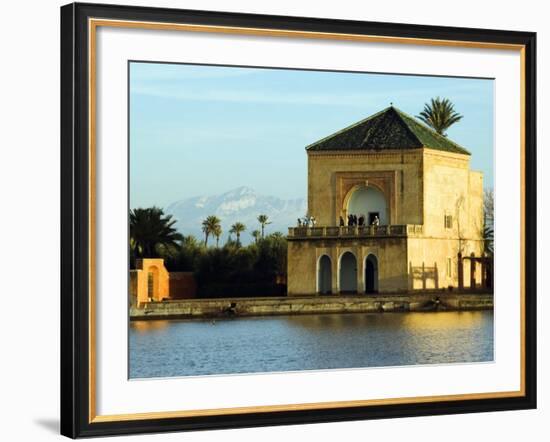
390 102 394 107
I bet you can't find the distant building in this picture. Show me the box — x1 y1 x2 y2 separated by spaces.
130 258 197 307
287 106 488 295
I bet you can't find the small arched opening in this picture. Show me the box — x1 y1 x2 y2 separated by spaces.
364 254 379 294
147 266 159 300
339 252 358 294
317 255 332 294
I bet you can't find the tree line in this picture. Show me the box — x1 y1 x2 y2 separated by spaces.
201 214 271 247
129 207 287 298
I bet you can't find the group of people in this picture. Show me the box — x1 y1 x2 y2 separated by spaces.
297 214 380 228
341 214 364 226
297 215 317 227
340 214 380 227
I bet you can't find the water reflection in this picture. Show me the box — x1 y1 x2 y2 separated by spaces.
284 312 408 330
401 311 485 330
129 311 493 379
131 319 170 334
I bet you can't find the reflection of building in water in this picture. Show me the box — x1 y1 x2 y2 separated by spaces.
287 106 491 295
131 319 170 333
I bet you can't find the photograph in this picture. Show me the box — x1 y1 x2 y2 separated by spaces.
128 62 495 379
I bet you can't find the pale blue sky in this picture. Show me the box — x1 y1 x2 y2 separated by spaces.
130 62 494 209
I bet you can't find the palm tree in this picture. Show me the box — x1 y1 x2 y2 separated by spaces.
483 225 494 256
213 224 222 248
257 214 271 238
202 215 221 247
416 97 463 136
251 230 261 244
483 188 494 227
269 232 285 240
229 222 246 246
483 188 494 256
181 234 200 249
130 207 183 258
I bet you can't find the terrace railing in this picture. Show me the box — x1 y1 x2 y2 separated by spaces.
288 224 423 239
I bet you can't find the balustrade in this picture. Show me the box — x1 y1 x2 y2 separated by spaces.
288 224 423 238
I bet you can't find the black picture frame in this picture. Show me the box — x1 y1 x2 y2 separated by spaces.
60 2 537 438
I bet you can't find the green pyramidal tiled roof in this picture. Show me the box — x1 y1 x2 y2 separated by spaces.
306 106 470 155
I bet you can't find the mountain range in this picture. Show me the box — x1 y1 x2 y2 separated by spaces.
165 186 306 244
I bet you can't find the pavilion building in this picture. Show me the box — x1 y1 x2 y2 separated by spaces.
287 106 488 295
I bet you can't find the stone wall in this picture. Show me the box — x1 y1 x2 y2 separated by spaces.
307 149 424 226
130 293 493 320
407 237 484 290
169 272 197 299
287 236 409 295
287 147 486 297
422 148 484 240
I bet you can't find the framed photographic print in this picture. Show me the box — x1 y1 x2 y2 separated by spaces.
60 2 537 438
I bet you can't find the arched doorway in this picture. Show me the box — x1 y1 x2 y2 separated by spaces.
147 266 159 300
346 185 388 225
364 254 378 294
317 255 332 294
339 252 357 293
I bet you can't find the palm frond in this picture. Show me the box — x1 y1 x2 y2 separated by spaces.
416 96 463 136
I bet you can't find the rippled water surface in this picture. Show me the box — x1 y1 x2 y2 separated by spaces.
129 311 493 378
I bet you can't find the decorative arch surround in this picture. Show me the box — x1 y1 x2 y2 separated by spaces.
335 171 397 224
338 251 358 293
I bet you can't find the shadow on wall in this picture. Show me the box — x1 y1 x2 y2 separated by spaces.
408 262 439 290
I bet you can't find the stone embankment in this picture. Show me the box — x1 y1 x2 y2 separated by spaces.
130 292 493 320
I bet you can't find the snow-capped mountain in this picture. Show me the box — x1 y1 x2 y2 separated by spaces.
165 186 306 244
